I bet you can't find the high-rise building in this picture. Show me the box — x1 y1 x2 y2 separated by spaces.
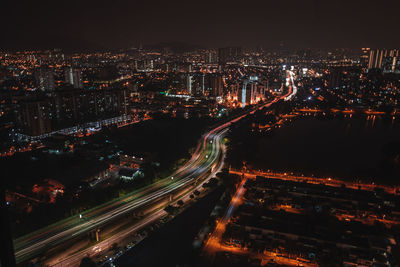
228 76 267 107
218 47 242 65
64 67 83 89
360 48 370 69
205 51 217 64
328 67 344 89
188 73 224 97
16 88 130 136
206 74 223 97
186 74 193 95
18 100 52 136
239 80 256 107
368 49 400 69
35 66 55 91
52 88 129 127
188 73 206 95
382 56 400 73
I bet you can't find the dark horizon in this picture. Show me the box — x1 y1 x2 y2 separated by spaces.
1 0 400 52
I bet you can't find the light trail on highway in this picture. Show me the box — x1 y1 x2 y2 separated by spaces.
284 70 297 101
14 78 296 266
46 128 228 267
48 130 230 267
14 120 229 264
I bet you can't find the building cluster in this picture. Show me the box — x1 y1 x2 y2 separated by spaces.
278 48 400 112
0 48 274 144
180 72 224 97
1 46 399 145
362 48 400 73
218 176 399 266
15 87 129 138
228 76 270 107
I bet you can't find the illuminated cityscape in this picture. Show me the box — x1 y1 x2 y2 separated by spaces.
1 1 400 267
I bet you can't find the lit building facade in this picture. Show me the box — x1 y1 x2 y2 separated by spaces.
64 67 83 89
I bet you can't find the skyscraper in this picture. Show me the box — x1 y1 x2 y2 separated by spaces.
328 67 344 89
382 56 400 73
186 74 193 95
16 87 130 137
229 76 266 107
238 79 258 107
360 48 370 69
368 49 400 69
218 47 242 65
207 74 223 97
64 67 83 89
205 51 217 64
18 100 52 136
35 66 55 91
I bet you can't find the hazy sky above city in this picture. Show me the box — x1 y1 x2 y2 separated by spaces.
2 0 400 51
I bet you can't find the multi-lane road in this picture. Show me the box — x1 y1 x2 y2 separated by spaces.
14 127 226 265
284 70 297 101
14 75 295 266
45 128 229 267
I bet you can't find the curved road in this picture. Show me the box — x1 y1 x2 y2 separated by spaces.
14 82 294 265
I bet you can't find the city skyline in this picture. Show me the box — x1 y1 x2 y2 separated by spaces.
1 1 400 266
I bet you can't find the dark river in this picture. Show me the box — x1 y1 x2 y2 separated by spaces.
253 114 400 184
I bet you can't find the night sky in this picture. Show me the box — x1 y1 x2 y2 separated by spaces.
1 0 399 51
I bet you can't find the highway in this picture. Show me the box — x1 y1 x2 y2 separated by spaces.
14 75 295 266
284 70 297 101
14 127 226 264
46 130 229 267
